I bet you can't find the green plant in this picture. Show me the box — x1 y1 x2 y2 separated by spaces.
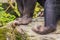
33 2 43 18
0 28 8 40
0 26 29 40
0 3 16 27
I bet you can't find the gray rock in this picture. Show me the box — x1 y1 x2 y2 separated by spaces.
7 17 60 40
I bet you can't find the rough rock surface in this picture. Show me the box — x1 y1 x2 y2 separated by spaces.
8 17 60 40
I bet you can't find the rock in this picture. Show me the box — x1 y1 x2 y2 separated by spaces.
8 17 60 40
